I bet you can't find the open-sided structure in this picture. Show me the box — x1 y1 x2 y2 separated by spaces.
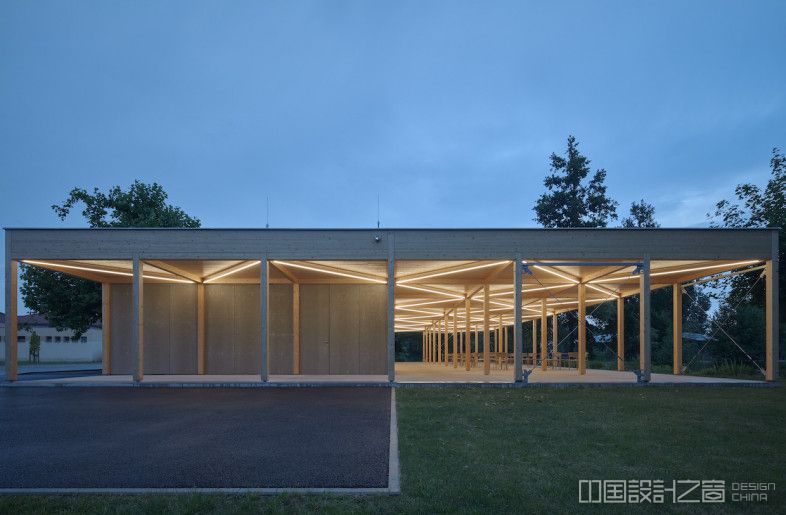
3 228 780 384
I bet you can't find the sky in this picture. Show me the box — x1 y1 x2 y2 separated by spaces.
1 1 785 312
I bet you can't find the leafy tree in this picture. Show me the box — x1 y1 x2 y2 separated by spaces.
28 330 41 363
20 181 200 338
534 135 618 228
621 200 660 228
708 147 785 366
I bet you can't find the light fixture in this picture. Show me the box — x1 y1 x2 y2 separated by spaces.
397 260 510 284
22 260 195 284
271 260 386 284
204 260 261 283
532 265 580 284
591 260 762 283
396 283 464 300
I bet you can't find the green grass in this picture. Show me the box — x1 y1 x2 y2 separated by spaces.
2 387 784 514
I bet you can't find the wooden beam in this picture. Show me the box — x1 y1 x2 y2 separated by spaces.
453 307 458 368
765 252 779 381
145 260 202 282
4 259 18 381
540 298 548 371
465 297 471 371
132 256 144 382
260 259 269 381
102 283 111 375
483 284 490 375
639 255 651 382
292 283 300 374
616 296 624 371
270 260 300 284
514 258 523 382
473 325 479 367
204 260 260 283
387 243 396 382
673 283 682 375
498 314 503 369
578 283 586 375
443 310 449 367
532 319 537 366
197 283 205 374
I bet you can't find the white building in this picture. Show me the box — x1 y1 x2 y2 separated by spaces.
0 313 102 363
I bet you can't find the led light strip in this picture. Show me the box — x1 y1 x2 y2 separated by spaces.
396 283 464 300
204 260 262 283
397 260 510 284
395 306 444 315
272 260 386 284
585 283 618 299
22 260 195 284
532 264 580 284
591 260 762 283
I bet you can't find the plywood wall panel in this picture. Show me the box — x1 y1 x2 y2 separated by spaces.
170 284 198 374
205 285 234 374
233 284 261 374
300 284 330 374
269 284 293 375
110 284 133 374
143 284 171 374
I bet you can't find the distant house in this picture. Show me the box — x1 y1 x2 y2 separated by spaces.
0 313 102 363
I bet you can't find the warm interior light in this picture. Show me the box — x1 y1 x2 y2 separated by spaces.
272 260 386 284
396 283 464 300
22 260 195 284
585 283 618 299
397 260 510 284
532 265 580 284
591 260 762 283
204 260 261 283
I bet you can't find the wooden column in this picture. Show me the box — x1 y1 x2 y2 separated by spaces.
531 319 537 365
473 326 479 367
132 256 144 382
452 306 458 368
552 313 558 361
4 258 18 381
639 255 651 382
197 283 205 374
672 283 682 375
578 283 586 375
101 283 112 375
444 311 450 367
438 313 443 365
497 315 503 368
465 297 471 371
292 283 301 374
765 252 779 381
260 258 269 382
483 284 490 375
540 298 548 371
386 245 395 382
616 296 624 371
514 259 523 381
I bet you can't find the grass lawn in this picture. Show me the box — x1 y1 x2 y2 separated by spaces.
2 386 784 514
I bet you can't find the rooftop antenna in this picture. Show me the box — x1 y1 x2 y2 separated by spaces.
377 194 380 229
266 196 270 229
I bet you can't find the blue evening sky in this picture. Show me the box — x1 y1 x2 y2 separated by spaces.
1 1 785 311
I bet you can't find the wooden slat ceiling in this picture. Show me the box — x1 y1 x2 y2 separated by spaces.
19 257 763 331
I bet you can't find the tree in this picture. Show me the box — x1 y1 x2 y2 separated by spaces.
621 200 660 228
20 181 200 338
708 147 785 365
534 135 618 228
